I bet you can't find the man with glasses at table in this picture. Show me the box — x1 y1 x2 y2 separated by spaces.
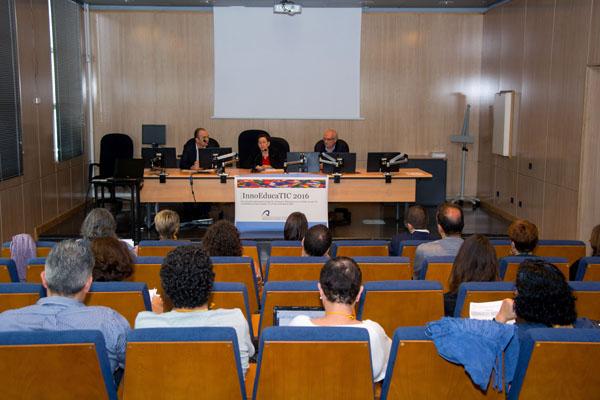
314 129 350 154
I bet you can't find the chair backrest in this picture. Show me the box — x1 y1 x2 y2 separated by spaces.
0 330 117 399
207 137 220 148
99 133 134 177
209 282 254 338
331 240 390 257
576 257 600 281
26 257 46 283
211 257 260 313
354 257 412 281
399 240 432 274
569 281 600 321
129 256 164 296
270 136 290 155
0 283 43 313
381 327 504 400
259 281 321 335
241 240 261 278
84 282 151 326
270 241 303 257
489 239 512 259
357 281 444 337
265 256 327 282
508 328 600 400
2 241 56 258
123 327 246 400
0 259 18 283
454 282 515 318
137 240 193 257
533 240 587 265
499 256 569 282
238 130 269 169
421 256 455 291
253 326 374 399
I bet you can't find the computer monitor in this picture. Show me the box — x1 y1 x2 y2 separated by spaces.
367 152 404 172
321 152 357 174
142 124 166 146
141 147 177 169
198 147 233 169
286 152 320 173
113 158 145 179
273 306 325 326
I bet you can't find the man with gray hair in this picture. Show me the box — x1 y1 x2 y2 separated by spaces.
0 240 130 372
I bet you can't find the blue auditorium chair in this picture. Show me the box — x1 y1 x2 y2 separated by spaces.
211 256 260 313
25 257 46 283
453 282 515 318
534 239 586 265
0 283 43 312
269 240 303 257
499 256 569 282
397 239 433 271
1 240 56 258
85 282 151 326
130 256 164 297
241 240 261 277
575 256 600 281
0 259 19 283
419 256 456 291
353 256 412 281
569 281 600 321
210 282 254 338
264 256 327 282
330 240 390 257
137 239 193 257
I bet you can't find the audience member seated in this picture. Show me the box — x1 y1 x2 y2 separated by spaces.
389 205 431 256
81 207 118 241
180 127 211 170
313 128 349 153
570 224 600 280
413 203 464 279
250 132 285 171
9 233 36 282
444 234 499 316
154 209 180 240
91 237 134 282
135 245 255 373
0 240 130 373
284 212 308 241
289 257 391 382
494 259 599 335
508 219 538 256
302 224 332 257
202 220 242 257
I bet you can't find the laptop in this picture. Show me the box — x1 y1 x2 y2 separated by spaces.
321 152 357 174
113 158 145 179
273 306 325 326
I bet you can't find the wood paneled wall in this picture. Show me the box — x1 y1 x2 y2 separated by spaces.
478 0 597 240
0 0 88 243
89 11 483 197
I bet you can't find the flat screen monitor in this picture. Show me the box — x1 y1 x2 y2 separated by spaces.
198 147 233 169
286 152 320 173
321 152 356 174
273 306 325 327
113 158 145 179
367 152 405 172
142 124 166 146
141 147 177 168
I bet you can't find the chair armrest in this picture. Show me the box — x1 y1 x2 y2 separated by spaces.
88 163 101 182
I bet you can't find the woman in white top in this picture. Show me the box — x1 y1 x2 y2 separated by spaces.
289 257 391 382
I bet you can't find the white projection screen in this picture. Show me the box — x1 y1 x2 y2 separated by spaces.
213 7 362 120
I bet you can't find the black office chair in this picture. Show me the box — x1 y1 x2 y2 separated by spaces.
238 130 269 169
270 137 290 155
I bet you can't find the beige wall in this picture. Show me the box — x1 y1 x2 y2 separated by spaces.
89 11 483 197
0 0 88 243
478 0 598 240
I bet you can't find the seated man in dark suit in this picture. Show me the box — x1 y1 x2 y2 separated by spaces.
314 129 349 153
180 128 212 170
389 205 431 256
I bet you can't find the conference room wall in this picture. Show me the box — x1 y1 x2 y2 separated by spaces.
0 0 89 244
477 0 595 240
89 10 483 198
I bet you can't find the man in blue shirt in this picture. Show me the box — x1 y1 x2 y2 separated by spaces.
0 239 130 372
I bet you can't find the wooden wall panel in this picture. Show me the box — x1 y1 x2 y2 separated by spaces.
90 11 483 197
543 183 578 239
545 0 592 190
589 0 600 65
57 167 71 214
516 174 545 229
493 167 517 216
517 0 555 180
0 186 25 240
22 180 43 235
40 173 58 226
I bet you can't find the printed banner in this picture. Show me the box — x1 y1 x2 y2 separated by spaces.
235 174 328 233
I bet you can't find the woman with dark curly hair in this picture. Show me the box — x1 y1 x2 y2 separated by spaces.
494 259 597 334
134 245 255 373
91 237 134 281
202 220 243 257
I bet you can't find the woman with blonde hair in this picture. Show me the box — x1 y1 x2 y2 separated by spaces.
154 209 180 240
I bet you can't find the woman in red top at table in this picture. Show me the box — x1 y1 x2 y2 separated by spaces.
251 132 285 171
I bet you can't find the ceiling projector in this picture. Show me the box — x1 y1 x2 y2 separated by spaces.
273 1 302 15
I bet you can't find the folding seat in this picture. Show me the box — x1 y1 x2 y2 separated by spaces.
1 240 57 258
258 281 321 336
0 330 118 399
0 259 19 283
357 281 444 336
489 239 512 259
25 257 46 283
269 240 302 257
533 240 586 265
380 327 505 399
453 282 515 318
137 239 192 257
508 328 600 400
84 282 151 326
123 327 247 399
242 240 262 277
129 256 164 296
331 240 390 257
575 257 600 281
569 281 600 321
264 256 327 282
210 282 254 338
420 256 455 291
499 256 569 282
253 327 374 399
0 283 43 313
398 239 433 274
211 256 260 313
354 257 412 282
